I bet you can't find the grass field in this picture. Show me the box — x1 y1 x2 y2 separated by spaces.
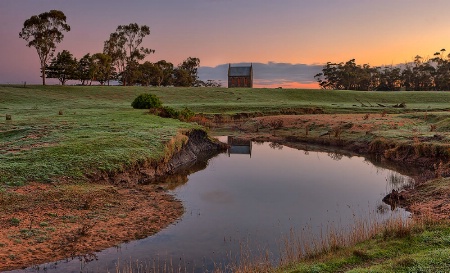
3 85 450 272
0 85 198 186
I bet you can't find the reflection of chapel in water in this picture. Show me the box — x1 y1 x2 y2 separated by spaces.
227 136 252 157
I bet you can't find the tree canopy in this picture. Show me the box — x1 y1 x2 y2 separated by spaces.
315 49 450 91
174 57 201 87
19 10 70 85
45 50 77 85
104 23 155 86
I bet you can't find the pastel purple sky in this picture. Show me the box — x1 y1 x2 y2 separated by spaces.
2 0 450 88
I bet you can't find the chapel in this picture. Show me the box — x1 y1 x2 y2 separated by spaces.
228 64 253 88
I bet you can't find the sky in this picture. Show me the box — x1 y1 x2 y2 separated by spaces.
2 0 450 88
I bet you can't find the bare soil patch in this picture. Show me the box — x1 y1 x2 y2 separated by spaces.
0 182 182 271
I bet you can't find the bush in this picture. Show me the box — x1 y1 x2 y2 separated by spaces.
158 106 179 119
10 218 20 226
178 107 195 121
131 94 162 109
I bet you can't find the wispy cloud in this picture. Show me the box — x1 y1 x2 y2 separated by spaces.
198 62 323 88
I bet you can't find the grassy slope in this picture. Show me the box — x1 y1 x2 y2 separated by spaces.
148 87 450 114
0 85 196 186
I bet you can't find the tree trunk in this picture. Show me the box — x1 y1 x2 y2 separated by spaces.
42 66 46 85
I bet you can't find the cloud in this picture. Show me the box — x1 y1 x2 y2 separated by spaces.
198 62 323 88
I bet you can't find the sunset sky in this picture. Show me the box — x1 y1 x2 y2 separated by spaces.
2 0 450 88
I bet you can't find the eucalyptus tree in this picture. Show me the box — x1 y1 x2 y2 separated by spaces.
154 60 174 86
412 55 435 91
174 57 200 87
19 10 70 85
377 66 402 91
91 53 114 85
138 61 163 86
103 32 126 82
104 23 154 85
77 53 93 85
431 49 450 91
45 50 77 85
173 68 193 87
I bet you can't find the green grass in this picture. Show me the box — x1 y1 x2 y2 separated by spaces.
280 222 450 273
0 85 196 186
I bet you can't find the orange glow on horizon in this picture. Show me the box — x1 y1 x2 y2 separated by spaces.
254 81 319 89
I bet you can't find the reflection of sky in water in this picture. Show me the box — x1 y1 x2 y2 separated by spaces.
15 141 409 273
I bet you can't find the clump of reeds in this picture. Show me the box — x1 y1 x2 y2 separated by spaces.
276 213 412 269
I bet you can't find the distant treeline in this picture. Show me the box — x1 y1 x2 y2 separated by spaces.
19 10 220 87
314 50 450 91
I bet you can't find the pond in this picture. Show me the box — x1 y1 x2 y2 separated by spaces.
11 138 411 273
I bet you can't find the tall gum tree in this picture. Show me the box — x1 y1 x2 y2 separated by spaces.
19 10 70 85
104 23 154 86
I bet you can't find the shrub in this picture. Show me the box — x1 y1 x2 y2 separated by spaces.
158 106 179 119
131 94 162 109
10 218 20 226
178 107 195 121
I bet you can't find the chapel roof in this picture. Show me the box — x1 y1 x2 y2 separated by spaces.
229 66 252 77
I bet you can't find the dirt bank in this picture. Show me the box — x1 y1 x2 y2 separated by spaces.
0 129 225 271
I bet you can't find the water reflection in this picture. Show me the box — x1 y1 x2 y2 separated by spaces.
227 136 252 157
13 139 412 273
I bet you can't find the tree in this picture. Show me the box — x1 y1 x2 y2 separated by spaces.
154 60 174 86
104 23 154 86
180 57 200 85
137 61 162 86
91 53 114 85
103 32 126 82
173 68 194 87
77 53 93 86
376 66 401 91
19 10 70 85
431 49 450 91
121 60 141 86
117 23 154 63
45 50 77 85
173 57 200 87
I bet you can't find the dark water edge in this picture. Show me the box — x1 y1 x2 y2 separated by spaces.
6 139 411 273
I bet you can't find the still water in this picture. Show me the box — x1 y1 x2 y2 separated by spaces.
12 138 410 272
